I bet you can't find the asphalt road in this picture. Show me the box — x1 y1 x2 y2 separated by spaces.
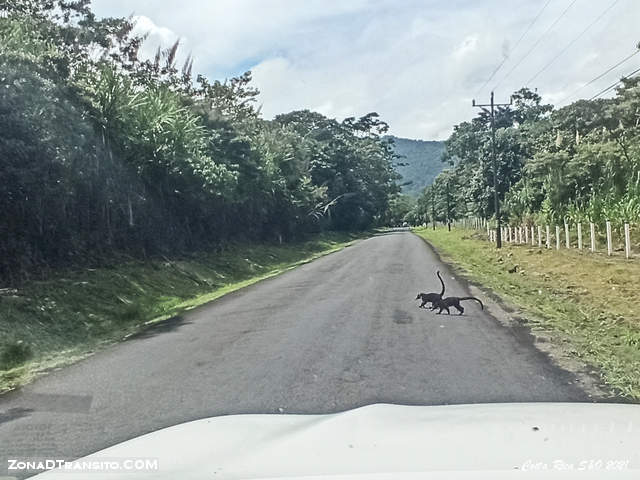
0 231 591 476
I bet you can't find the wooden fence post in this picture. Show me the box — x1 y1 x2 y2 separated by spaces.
546 225 550 249
564 222 570 248
577 223 582 250
508 227 512 243
555 225 560 250
590 222 596 252
531 226 535 246
537 225 542 247
625 223 631 259
606 221 612 256
524 225 529 244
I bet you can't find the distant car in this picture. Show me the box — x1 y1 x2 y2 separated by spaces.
32 403 640 479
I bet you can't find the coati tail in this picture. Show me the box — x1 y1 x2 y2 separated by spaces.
436 271 445 296
458 296 483 309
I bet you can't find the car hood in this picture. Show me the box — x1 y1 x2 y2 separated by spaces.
34 403 640 479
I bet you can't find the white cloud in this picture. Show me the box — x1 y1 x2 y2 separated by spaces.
131 15 182 61
92 0 640 139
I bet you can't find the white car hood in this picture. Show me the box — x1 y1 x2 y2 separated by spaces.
34 403 640 479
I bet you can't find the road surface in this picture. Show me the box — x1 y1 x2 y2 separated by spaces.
0 231 592 476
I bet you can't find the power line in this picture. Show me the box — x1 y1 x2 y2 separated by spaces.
493 0 578 91
526 0 620 85
588 65 640 100
475 0 552 97
557 49 640 106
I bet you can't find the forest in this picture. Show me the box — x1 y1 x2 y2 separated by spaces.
0 0 401 281
387 136 445 196
409 81 640 241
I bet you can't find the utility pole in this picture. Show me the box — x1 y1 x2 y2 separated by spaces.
472 91 511 248
431 188 436 230
445 176 452 232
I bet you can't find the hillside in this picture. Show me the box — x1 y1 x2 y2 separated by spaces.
389 136 446 195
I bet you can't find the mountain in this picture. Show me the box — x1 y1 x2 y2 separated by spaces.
388 136 446 196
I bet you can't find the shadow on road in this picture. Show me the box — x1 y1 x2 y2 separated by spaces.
0 407 34 426
126 315 191 341
373 229 411 237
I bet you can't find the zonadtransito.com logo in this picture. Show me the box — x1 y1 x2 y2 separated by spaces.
7 458 159 473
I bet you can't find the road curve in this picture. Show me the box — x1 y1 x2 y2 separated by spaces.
0 231 590 475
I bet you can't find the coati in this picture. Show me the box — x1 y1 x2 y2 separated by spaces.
415 271 445 309
433 296 484 315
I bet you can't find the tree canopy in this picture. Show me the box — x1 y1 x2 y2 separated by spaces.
0 1 400 280
411 83 640 233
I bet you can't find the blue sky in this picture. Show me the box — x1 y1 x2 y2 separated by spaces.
91 0 640 139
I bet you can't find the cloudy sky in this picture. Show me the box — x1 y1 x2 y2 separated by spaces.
91 0 639 140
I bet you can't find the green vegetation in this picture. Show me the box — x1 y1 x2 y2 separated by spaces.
0 232 364 392
389 136 446 196
408 84 640 237
414 227 640 399
0 1 399 281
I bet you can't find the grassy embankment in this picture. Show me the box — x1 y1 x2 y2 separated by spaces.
0 232 365 393
414 226 640 400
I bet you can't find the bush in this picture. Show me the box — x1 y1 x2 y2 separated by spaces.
116 303 145 323
1 341 33 369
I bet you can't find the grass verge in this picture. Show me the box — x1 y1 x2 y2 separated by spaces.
0 232 365 393
413 226 640 400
